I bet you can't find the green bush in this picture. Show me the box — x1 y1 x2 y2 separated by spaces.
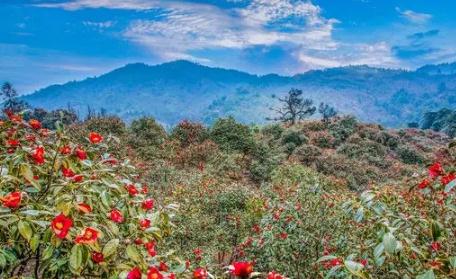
210 117 255 154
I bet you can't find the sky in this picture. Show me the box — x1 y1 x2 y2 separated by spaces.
1 0 456 94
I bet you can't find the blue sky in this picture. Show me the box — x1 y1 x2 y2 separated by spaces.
1 0 456 93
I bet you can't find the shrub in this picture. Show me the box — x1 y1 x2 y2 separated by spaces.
0 113 176 278
329 116 358 146
128 117 167 159
397 145 426 165
170 120 208 148
210 117 255 154
280 130 307 155
292 144 322 166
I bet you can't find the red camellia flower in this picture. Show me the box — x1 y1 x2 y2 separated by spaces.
230 261 253 278
147 266 164 279
441 173 455 185
91 252 104 263
360 259 368 267
110 209 124 223
127 267 142 279
62 167 75 178
142 199 154 210
126 184 138 196
159 262 169 272
7 139 20 147
144 241 157 257
140 219 151 230
29 119 42 130
60 145 72 155
193 268 208 279
429 162 444 178
75 147 87 160
1 191 22 208
73 175 84 183
77 203 92 214
418 179 430 189
267 272 284 279
51 214 73 239
75 227 99 244
32 146 45 164
431 241 441 251
89 132 103 144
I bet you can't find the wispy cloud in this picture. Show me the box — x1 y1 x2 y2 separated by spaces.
396 7 432 24
83 20 116 29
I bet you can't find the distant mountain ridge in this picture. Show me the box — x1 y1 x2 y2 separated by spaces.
21 60 456 127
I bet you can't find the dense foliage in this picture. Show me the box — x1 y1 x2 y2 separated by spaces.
1 110 454 278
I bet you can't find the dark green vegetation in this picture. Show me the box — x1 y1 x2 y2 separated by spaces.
20 60 456 127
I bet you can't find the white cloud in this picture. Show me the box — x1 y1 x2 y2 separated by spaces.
396 7 432 24
35 0 401 72
83 20 115 29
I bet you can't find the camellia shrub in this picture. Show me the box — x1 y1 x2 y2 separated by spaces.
320 162 455 279
0 112 178 278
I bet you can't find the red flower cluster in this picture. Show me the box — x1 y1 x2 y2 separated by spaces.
268 271 285 279
51 214 73 239
29 119 42 130
230 261 254 278
89 132 103 144
110 209 124 223
75 227 99 244
1 191 22 208
193 268 208 279
31 146 45 164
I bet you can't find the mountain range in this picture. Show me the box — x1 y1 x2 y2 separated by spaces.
21 60 456 127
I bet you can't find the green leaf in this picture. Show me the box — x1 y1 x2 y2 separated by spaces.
126 245 142 263
383 232 397 254
69 245 83 274
30 234 40 252
20 164 40 190
317 255 338 263
444 179 456 193
103 239 119 258
416 270 435 279
18 220 33 241
431 221 442 241
344 260 366 278
449 257 456 269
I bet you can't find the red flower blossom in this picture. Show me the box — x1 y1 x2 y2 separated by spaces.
431 241 441 251
441 173 455 186
72 175 84 183
142 199 154 210
142 185 149 194
418 179 430 189
144 241 156 257
91 252 104 264
127 267 142 279
429 162 444 178
360 259 368 267
60 145 72 155
89 132 103 144
110 209 124 223
29 119 42 130
7 139 20 147
32 146 45 164
267 272 284 279
1 191 22 208
193 268 208 279
62 167 75 178
147 266 164 279
159 262 169 272
77 203 92 214
230 261 253 278
168 273 175 279
75 227 99 244
323 258 343 269
75 147 87 160
140 219 151 230
51 214 73 239
25 134 36 142
126 184 138 196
